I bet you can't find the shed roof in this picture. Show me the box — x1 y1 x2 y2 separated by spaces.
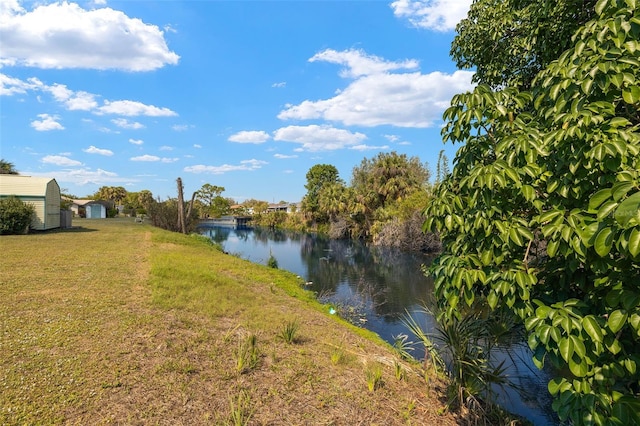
0 175 58 197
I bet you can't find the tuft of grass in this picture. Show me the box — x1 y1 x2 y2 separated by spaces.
229 390 253 426
394 360 405 381
330 347 345 365
266 250 278 269
365 364 384 392
235 333 260 374
277 319 300 344
392 333 415 360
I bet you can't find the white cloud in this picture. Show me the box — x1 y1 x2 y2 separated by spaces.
31 113 64 131
129 138 144 145
273 125 367 152
130 155 160 162
159 145 173 151
112 118 144 129
278 67 475 128
274 153 298 159
130 154 177 163
45 83 98 111
193 144 202 148
98 100 177 117
2 74 177 125
172 124 190 131
272 82 286 88
0 73 42 96
241 159 268 168
83 145 113 156
309 48 419 78
384 134 400 142
0 1 179 71
228 130 271 144
350 144 390 151
27 167 129 186
42 155 81 166
390 0 472 32
184 159 267 174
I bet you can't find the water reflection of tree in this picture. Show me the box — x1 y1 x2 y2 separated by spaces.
252 227 300 244
200 226 231 244
233 228 251 241
365 247 436 320
298 236 436 319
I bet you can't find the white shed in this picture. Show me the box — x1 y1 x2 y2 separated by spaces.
0 175 61 230
85 201 107 219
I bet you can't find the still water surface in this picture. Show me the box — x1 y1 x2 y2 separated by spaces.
200 225 559 425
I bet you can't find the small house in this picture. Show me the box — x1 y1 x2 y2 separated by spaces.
0 175 61 230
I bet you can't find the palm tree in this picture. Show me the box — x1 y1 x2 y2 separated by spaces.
112 186 127 208
137 190 154 210
0 159 18 174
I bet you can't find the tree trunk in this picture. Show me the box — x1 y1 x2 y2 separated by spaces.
176 177 186 234
186 191 197 222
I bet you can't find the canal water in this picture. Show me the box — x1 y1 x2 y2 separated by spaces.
199 225 559 425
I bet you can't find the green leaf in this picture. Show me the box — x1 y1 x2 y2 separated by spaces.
559 337 575 363
612 182 634 201
589 189 612 210
547 239 560 257
538 209 564 224
487 291 498 310
569 357 589 377
615 192 640 226
583 315 603 343
595 0 608 16
570 335 586 359
509 227 523 246
597 200 618 221
609 117 631 128
608 310 628 333
594 227 613 257
629 229 640 257
522 185 535 201
629 314 640 332
622 86 640 104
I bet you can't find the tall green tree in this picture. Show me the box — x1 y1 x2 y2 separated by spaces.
426 1 640 424
452 0 597 90
137 190 154 210
195 184 226 218
301 164 343 223
351 152 430 237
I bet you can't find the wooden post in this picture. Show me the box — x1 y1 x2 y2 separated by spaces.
176 177 186 234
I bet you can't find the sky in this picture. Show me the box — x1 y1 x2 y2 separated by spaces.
0 0 475 203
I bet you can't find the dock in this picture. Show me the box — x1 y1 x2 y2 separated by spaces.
198 215 252 228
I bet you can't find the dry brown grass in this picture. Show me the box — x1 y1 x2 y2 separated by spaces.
0 218 457 425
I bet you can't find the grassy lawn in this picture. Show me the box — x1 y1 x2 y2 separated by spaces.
0 218 455 425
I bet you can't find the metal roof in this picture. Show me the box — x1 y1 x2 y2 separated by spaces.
0 175 58 197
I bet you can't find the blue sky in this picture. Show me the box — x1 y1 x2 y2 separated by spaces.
1 0 474 203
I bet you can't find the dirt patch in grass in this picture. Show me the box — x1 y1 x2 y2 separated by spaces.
1 218 457 425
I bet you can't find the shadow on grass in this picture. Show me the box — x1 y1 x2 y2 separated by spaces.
26 226 99 235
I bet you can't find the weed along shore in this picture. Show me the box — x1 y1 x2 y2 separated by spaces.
0 218 457 425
